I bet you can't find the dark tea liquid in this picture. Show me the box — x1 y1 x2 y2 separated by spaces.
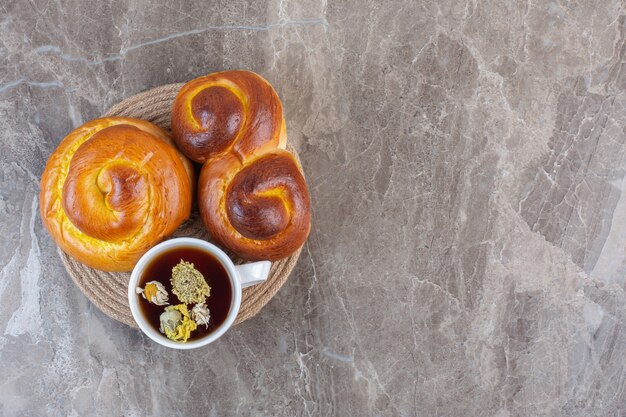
138 246 233 340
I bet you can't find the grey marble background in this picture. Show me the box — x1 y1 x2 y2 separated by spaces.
1 0 625 416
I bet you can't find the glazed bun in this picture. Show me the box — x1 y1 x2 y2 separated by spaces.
172 70 311 261
40 117 194 271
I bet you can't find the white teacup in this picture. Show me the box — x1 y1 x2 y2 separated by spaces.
128 237 271 349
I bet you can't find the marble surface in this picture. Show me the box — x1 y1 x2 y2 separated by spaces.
1 0 625 415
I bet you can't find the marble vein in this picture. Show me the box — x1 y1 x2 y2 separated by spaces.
32 18 329 67
0 79 64 94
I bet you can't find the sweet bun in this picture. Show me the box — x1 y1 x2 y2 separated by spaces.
40 117 194 271
172 70 310 261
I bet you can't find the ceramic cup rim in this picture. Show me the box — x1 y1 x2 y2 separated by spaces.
127 237 242 349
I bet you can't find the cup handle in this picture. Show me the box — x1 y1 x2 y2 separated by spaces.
234 261 272 288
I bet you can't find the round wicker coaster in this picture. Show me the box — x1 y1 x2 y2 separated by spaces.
59 83 303 328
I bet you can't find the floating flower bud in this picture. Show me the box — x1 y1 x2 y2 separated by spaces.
171 260 211 304
159 304 197 342
192 302 211 328
136 281 169 305
159 308 182 335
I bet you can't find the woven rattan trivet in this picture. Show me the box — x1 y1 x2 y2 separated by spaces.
58 83 303 328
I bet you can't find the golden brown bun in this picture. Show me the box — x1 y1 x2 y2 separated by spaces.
40 117 194 271
172 70 311 261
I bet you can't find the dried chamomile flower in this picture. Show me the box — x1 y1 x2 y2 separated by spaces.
171 260 211 304
191 302 211 328
136 281 169 306
159 308 182 335
159 304 197 343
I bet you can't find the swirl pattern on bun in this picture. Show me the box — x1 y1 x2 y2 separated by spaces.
172 70 310 261
40 117 194 271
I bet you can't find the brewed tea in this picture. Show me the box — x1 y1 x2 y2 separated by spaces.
138 246 233 341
